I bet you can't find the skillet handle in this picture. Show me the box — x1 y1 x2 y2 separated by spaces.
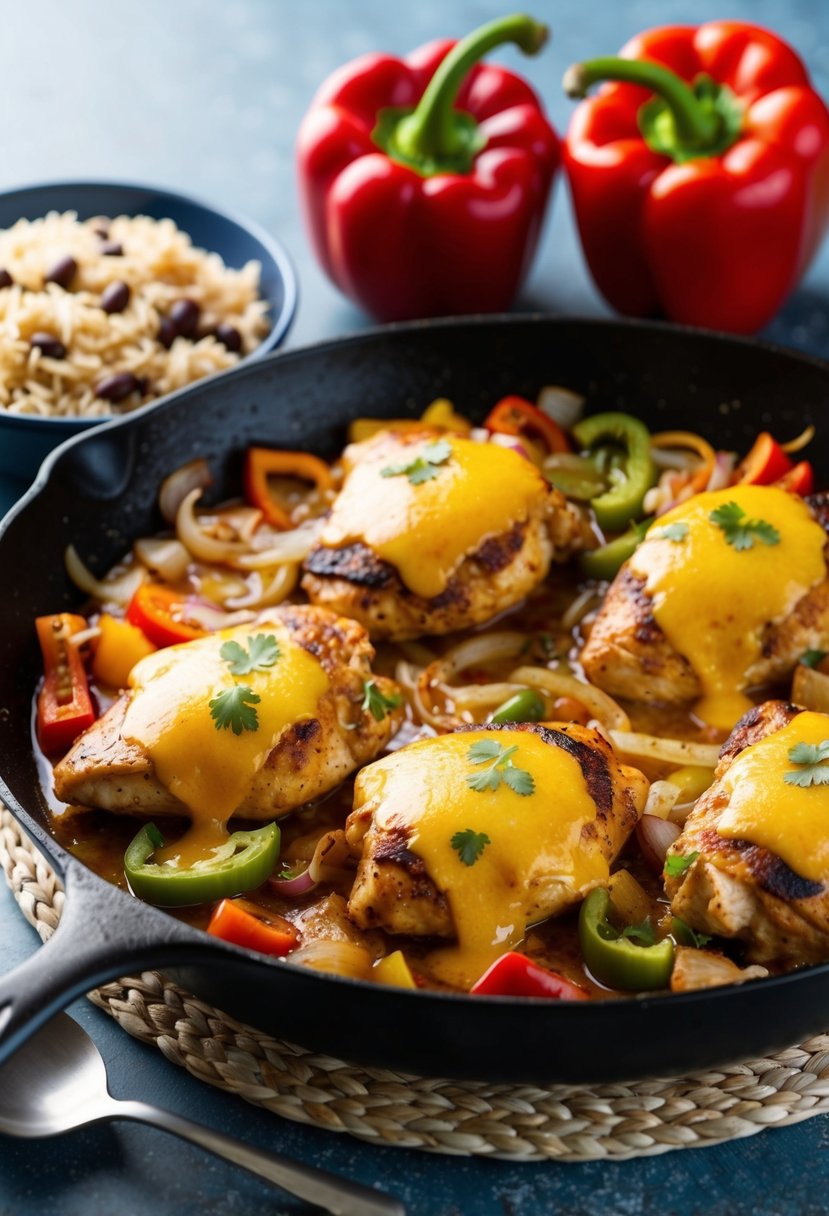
0 857 213 1065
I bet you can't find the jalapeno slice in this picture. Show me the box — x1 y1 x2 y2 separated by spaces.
572 412 656 532
124 822 281 907
579 887 674 991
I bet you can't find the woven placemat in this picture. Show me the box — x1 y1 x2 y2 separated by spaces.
4 806 829 1162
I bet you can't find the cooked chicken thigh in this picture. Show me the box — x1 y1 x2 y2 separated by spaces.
54 604 403 820
581 487 829 729
303 429 581 640
666 700 829 965
346 721 647 982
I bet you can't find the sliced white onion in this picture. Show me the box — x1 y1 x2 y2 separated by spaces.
176 489 250 565
536 385 585 429
644 780 682 821
489 432 530 460
181 602 256 631
65 546 147 605
159 458 212 524
134 536 191 582
224 564 299 610
236 519 324 569
781 423 815 454
561 587 601 632
609 730 721 768
448 681 525 712
671 947 768 992
470 427 490 443
510 665 631 731
430 631 527 686
636 814 681 872
706 451 736 492
287 939 373 980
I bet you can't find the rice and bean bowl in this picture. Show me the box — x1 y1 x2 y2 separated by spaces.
0 211 271 419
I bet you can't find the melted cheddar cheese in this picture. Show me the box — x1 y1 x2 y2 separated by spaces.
319 433 547 599
629 485 825 731
354 730 609 987
717 712 829 884
123 622 329 861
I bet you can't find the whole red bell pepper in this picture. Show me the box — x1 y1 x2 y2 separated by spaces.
297 14 559 322
563 22 829 332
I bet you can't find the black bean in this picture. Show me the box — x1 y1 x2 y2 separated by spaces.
100 240 123 257
30 332 66 359
215 322 242 353
93 226 110 239
135 376 150 396
101 280 130 314
95 372 139 402
44 255 77 289
169 298 200 338
0 268 13 289
157 316 178 349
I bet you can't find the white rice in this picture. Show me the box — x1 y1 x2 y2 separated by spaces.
0 211 271 418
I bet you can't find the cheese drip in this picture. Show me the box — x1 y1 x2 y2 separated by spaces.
629 486 826 731
319 432 547 599
123 622 329 862
717 712 829 884
355 730 609 987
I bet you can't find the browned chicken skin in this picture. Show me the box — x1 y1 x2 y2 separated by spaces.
665 700 829 964
54 604 403 818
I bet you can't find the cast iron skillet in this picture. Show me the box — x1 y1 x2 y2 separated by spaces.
2 315 829 1085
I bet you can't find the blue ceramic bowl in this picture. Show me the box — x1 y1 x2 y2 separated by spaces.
0 180 297 487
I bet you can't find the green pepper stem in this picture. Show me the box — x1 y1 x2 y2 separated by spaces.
564 55 720 147
395 14 549 164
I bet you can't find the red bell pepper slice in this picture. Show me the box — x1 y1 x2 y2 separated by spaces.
775 460 815 496
471 951 589 999
207 898 300 957
563 23 829 333
126 584 206 649
35 614 96 755
737 432 793 486
297 15 559 322
484 395 571 456
243 447 334 530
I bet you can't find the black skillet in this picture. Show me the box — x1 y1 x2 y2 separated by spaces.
1 315 828 1085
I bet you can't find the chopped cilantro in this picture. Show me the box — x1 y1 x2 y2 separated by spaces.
450 828 491 867
783 739 829 787
466 739 535 796
361 679 403 722
220 634 281 676
209 685 261 734
664 850 699 878
654 522 689 543
800 649 827 670
709 501 780 551
381 439 453 485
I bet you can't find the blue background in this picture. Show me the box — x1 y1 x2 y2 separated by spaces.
3 2 829 1213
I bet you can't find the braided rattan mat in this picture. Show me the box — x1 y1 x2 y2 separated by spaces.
5 807 829 1161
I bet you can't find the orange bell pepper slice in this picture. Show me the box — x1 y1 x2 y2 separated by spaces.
243 447 334 529
484 395 571 455
207 897 300 957
92 613 157 689
35 614 96 755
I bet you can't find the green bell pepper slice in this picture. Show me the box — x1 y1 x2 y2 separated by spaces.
579 518 652 581
571 412 656 532
490 689 546 724
579 887 674 991
124 822 281 907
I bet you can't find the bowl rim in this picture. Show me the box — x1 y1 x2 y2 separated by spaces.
0 175 298 430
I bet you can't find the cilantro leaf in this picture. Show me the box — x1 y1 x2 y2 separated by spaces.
654 522 689 543
361 679 403 722
709 501 780 551
671 916 712 949
664 850 699 878
784 738 829 786
620 920 656 946
209 685 261 734
381 439 453 485
450 828 491 867
466 739 535 796
220 634 280 676
800 649 828 670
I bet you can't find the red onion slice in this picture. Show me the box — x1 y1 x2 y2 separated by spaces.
269 867 319 897
636 814 681 873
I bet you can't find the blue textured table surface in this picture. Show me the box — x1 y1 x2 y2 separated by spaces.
3 2 829 1213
